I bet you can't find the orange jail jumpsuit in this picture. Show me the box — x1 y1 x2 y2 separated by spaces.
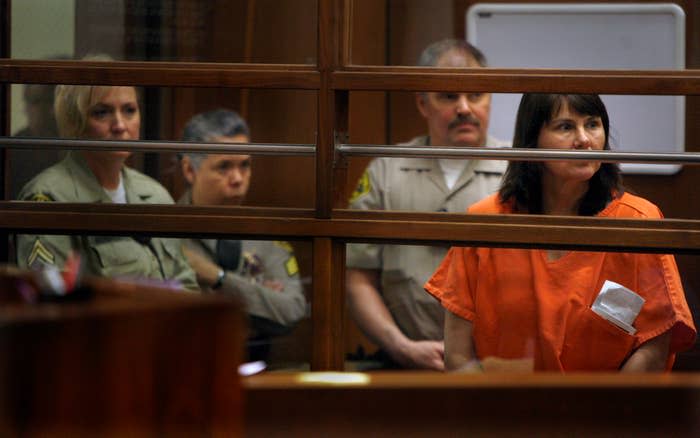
425 192 696 371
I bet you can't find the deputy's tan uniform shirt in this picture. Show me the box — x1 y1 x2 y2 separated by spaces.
179 191 307 337
16 151 199 291
346 135 508 341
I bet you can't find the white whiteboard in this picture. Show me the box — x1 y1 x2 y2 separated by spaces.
467 3 685 174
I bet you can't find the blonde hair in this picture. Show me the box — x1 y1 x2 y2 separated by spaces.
53 54 139 138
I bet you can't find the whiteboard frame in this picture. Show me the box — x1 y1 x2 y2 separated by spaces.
467 3 686 175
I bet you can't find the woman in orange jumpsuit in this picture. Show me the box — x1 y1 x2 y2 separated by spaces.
425 94 696 372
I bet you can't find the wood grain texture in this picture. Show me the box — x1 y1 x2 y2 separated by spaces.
0 60 320 89
0 276 246 437
311 237 346 370
245 372 700 437
333 67 700 94
0 202 697 253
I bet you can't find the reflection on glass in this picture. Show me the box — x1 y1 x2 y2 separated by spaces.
7 84 317 208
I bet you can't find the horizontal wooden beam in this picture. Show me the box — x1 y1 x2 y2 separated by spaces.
0 60 320 89
245 371 700 389
2 60 699 95
1 203 698 253
332 67 700 94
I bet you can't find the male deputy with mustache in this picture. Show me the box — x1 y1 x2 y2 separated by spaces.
346 39 509 370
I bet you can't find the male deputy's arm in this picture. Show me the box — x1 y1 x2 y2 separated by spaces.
183 246 221 286
183 243 306 335
620 331 671 372
346 268 444 370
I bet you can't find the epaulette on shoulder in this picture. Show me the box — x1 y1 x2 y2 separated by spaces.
349 169 371 203
273 241 294 253
24 192 55 202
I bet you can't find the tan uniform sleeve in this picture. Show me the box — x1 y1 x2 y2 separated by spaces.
222 241 307 337
16 189 75 271
17 233 74 271
347 159 385 270
160 238 200 292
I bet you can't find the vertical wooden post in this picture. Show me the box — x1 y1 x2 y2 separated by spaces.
312 0 348 370
311 237 346 370
316 0 338 219
333 90 349 209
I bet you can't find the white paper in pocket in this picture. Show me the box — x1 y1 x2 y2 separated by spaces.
591 280 645 335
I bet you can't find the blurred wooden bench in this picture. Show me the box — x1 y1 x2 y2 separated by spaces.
0 274 246 437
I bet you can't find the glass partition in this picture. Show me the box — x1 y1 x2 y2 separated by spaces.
5 84 317 207
343 244 700 372
11 0 318 64
344 90 698 219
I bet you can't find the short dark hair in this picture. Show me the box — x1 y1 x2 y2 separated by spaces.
181 109 250 168
499 94 623 215
418 39 487 67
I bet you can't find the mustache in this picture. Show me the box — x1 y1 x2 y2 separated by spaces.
448 114 481 130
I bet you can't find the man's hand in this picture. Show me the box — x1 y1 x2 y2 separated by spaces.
389 339 445 371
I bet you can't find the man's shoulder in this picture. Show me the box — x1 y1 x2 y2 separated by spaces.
364 137 431 174
397 135 430 147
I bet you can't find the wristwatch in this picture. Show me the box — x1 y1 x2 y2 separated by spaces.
212 269 226 290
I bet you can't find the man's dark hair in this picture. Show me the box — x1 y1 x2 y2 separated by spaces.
499 94 623 215
180 109 250 168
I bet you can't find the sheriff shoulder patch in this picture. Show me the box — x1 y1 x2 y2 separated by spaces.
27 238 55 268
27 192 54 202
274 241 294 253
285 256 299 277
349 170 370 204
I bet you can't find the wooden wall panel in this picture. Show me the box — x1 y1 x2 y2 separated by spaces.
387 1 454 147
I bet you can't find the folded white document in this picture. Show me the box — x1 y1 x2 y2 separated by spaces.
591 280 645 335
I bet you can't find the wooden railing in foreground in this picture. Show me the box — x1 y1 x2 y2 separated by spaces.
244 372 700 437
0 274 246 436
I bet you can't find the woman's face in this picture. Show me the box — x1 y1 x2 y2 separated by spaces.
84 86 140 160
537 101 606 184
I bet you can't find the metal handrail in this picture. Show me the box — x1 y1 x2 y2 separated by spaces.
5 138 699 164
0 137 315 156
336 144 700 165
